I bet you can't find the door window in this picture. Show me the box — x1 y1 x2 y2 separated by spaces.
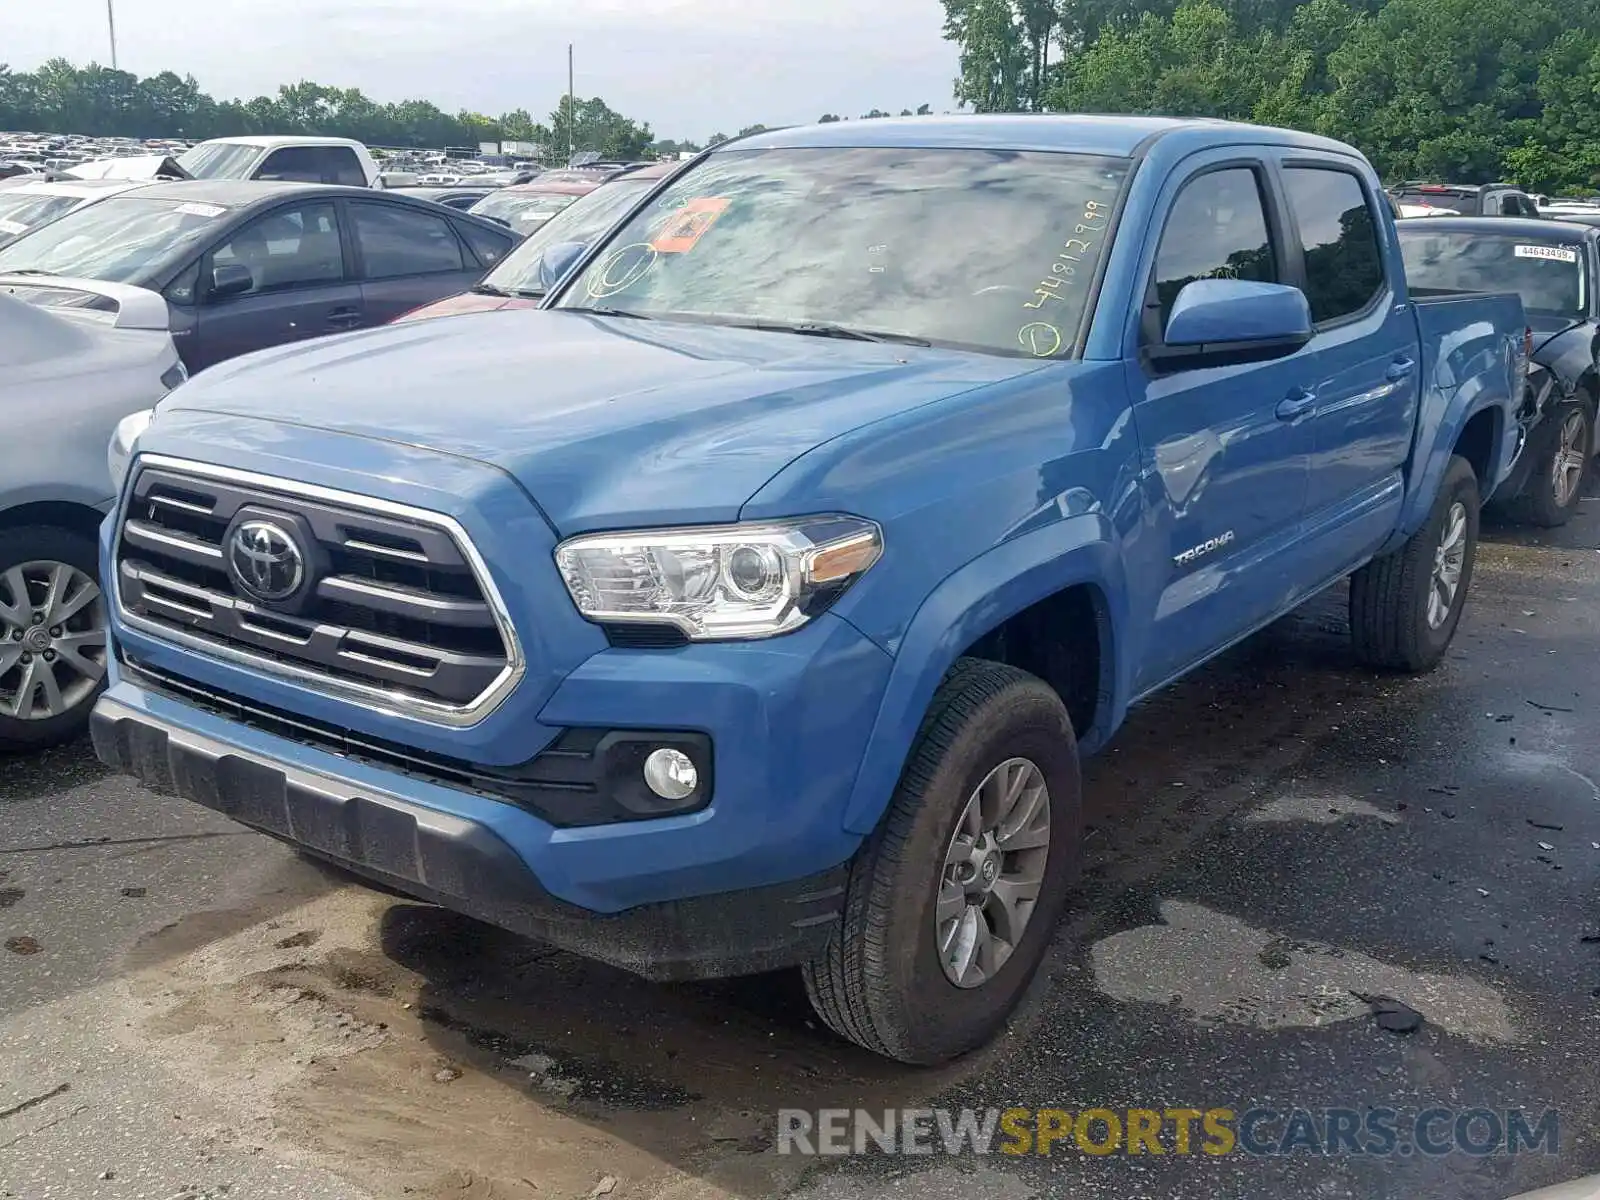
208 202 344 299
457 220 512 268
256 145 367 186
1151 168 1276 334
351 203 466 278
1282 167 1385 324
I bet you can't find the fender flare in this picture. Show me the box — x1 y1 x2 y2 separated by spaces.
840 513 1127 835
1390 386 1509 551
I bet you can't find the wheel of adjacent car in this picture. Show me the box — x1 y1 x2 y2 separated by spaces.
0 526 109 751
1515 401 1592 528
1349 454 1480 673
802 657 1081 1064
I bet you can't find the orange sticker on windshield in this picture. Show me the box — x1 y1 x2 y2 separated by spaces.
651 197 730 253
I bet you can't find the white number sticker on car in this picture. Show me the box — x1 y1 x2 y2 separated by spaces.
1514 244 1578 263
174 203 227 218
0 218 28 234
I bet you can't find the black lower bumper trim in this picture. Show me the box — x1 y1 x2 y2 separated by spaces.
91 695 847 981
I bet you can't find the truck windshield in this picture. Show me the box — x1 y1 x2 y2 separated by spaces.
175 142 264 179
482 176 659 294
1400 231 1586 319
1392 188 1473 214
552 147 1132 359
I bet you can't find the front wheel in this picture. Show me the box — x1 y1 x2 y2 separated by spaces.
0 527 109 752
1349 454 1479 673
803 658 1081 1064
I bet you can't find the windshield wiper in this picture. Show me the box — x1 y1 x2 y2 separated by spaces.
471 282 544 300
562 305 654 320
727 318 932 347
0 269 55 277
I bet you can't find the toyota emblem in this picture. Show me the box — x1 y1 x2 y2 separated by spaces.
227 519 306 603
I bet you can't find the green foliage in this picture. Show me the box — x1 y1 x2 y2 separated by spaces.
944 0 1600 190
0 58 653 163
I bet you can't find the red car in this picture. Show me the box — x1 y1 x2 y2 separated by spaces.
395 161 679 323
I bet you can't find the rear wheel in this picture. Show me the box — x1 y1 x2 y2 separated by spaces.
1349 454 1479 673
0 527 108 752
803 658 1081 1064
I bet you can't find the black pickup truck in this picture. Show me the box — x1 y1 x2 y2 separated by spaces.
1391 182 1542 218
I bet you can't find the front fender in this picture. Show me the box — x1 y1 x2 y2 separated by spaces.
840 513 1126 835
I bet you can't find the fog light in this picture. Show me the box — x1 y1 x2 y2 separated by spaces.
643 747 698 800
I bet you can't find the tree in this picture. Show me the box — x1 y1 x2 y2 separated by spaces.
707 132 730 145
817 113 843 122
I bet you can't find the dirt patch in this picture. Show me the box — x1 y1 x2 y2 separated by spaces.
112 887 959 1200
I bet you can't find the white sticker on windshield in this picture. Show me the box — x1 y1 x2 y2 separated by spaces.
174 202 226 218
521 211 557 221
0 218 27 235
1514 244 1578 264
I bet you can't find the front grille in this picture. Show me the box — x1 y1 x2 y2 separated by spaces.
114 459 518 717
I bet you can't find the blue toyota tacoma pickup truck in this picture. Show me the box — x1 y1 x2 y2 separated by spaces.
91 117 1526 1064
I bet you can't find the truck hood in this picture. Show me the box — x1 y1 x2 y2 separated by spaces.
159 309 1041 533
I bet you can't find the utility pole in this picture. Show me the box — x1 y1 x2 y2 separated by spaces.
567 44 575 166
106 0 119 69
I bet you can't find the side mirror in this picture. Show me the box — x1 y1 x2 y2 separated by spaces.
1157 279 1312 368
210 262 254 300
537 241 588 291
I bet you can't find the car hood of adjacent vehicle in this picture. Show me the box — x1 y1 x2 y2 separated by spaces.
156 309 1047 533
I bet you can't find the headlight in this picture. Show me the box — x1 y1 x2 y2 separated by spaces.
107 408 154 491
555 516 883 640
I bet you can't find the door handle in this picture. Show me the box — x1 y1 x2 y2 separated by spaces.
1276 388 1317 421
1385 357 1416 382
325 306 363 329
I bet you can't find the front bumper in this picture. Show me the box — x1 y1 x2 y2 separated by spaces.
92 691 851 981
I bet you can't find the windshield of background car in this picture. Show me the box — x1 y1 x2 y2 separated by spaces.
469 189 582 233
175 142 263 179
482 177 658 292
552 147 1132 359
0 192 78 239
0 195 229 281
1400 231 1587 319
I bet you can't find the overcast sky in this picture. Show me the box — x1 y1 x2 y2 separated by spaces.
8 0 962 141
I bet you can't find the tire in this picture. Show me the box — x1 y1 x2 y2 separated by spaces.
1349 454 1479 673
1510 401 1592 528
802 658 1081 1064
0 526 109 752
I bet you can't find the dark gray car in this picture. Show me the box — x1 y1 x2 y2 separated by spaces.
0 180 517 372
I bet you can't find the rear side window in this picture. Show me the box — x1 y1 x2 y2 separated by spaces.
456 221 512 268
1152 168 1276 332
257 146 367 187
351 202 466 278
1283 167 1385 324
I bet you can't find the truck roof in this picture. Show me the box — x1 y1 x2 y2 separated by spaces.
731 114 1362 161
194 135 369 150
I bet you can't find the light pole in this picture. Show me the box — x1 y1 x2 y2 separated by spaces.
106 0 119 69
567 44 574 166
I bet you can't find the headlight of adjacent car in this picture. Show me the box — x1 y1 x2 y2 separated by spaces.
107 408 154 492
555 516 883 641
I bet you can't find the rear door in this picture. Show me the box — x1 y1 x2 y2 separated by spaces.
1276 157 1418 554
187 200 362 370
346 199 483 323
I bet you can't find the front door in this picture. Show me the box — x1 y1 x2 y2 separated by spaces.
189 200 362 370
1125 160 1317 692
